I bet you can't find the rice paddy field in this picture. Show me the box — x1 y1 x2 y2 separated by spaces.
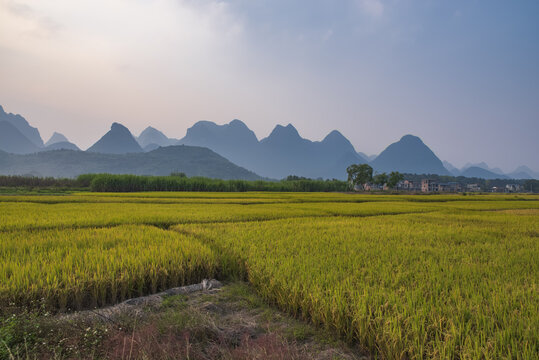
1 192 538 359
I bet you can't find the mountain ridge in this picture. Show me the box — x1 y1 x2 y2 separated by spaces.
179 120 366 179
460 166 509 180
0 105 536 180
0 145 260 179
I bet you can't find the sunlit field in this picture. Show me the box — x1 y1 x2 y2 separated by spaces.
1 192 537 359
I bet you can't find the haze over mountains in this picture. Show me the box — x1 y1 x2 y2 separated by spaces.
178 120 367 179
137 127 177 151
45 132 69 147
0 146 259 179
0 105 536 180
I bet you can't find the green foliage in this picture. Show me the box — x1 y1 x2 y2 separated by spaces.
346 164 373 190
88 174 348 192
0 175 84 188
372 172 388 186
387 171 404 188
524 179 539 193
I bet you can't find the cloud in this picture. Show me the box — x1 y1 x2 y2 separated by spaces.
322 28 334 42
0 0 249 147
0 0 62 39
357 0 384 18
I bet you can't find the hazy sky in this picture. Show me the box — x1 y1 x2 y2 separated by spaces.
1 0 538 172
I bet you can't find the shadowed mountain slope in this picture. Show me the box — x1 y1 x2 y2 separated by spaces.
178 119 260 166
0 145 261 179
371 135 449 175
87 123 143 154
0 105 44 147
179 120 366 179
0 121 40 154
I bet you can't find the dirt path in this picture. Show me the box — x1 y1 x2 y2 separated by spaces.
15 281 369 359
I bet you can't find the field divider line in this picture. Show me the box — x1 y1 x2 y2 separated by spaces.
0 209 442 233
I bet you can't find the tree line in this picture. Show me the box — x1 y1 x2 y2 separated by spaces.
346 164 404 190
0 175 87 188
87 174 349 192
1 171 536 193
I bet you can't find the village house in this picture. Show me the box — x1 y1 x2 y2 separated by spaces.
505 184 521 192
438 182 461 192
363 183 384 191
397 180 421 192
466 184 481 192
421 179 438 193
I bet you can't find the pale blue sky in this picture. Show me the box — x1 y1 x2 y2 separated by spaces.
0 0 538 172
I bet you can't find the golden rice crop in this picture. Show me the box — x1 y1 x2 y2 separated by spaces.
0 225 217 311
0 192 537 359
0 200 439 232
176 208 539 359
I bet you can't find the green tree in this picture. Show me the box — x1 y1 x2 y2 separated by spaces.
387 171 404 189
373 172 388 186
346 164 373 190
524 179 539 193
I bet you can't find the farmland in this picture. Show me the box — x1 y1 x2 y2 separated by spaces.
1 192 538 359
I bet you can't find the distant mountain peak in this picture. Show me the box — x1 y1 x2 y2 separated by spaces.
137 126 175 149
322 130 358 153
45 132 69 147
323 130 345 140
189 120 215 129
110 122 130 132
87 123 142 154
514 165 533 173
0 104 43 147
141 126 158 133
461 166 508 180
229 119 248 127
371 134 449 175
266 124 301 140
183 119 259 143
399 134 424 144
